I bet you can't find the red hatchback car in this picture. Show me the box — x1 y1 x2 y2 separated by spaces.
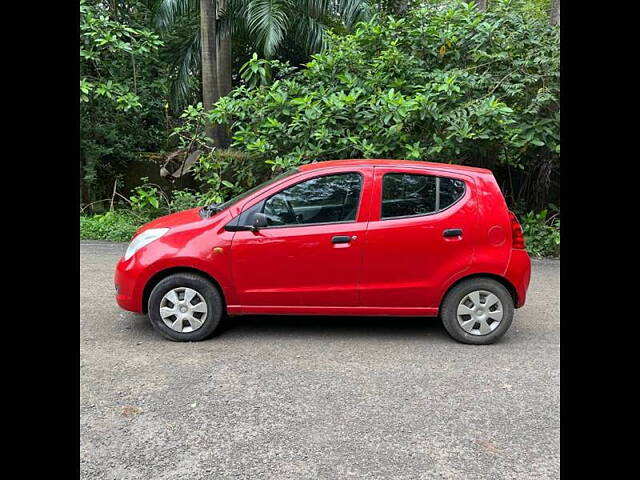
115 159 531 344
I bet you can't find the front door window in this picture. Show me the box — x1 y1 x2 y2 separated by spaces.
242 172 362 227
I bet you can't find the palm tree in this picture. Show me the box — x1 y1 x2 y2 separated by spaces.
217 0 232 100
549 0 559 26
154 0 369 113
199 0 221 143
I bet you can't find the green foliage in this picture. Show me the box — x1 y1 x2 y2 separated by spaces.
80 210 149 242
152 0 370 111
239 53 296 88
171 103 272 202
80 0 169 203
515 0 552 21
191 155 238 204
204 0 559 195
80 187 206 242
80 0 163 109
227 0 370 57
128 178 212 213
190 147 271 204
129 179 165 211
170 189 205 210
520 207 560 257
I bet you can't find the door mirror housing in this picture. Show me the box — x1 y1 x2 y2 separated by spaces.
252 213 269 231
224 212 269 232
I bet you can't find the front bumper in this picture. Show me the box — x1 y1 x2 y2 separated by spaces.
114 256 146 313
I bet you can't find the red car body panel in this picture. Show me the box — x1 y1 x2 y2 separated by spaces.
115 209 237 311
227 165 373 311
360 166 478 312
115 159 531 315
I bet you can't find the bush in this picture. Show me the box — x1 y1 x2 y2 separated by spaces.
130 181 169 212
170 102 273 203
520 209 560 258
80 0 167 204
204 0 559 209
80 210 150 242
80 187 209 242
170 189 204 211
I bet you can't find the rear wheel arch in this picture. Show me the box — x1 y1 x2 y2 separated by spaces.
440 273 518 311
142 267 227 314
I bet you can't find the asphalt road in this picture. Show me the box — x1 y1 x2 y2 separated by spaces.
80 241 560 480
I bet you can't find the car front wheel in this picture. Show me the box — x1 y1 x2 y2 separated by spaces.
148 273 223 341
440 278 514 345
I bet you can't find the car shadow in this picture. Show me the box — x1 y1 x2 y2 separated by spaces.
123 312 449 341
214 314 448 340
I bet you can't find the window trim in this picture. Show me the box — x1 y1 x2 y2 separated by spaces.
380 172 467 221
249 171 365 229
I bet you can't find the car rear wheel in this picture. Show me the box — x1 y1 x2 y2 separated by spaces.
148 273 223 341
440 278 514 345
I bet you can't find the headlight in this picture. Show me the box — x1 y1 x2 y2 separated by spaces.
124 228 169 261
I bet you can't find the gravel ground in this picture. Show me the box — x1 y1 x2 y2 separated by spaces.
80 241 560 479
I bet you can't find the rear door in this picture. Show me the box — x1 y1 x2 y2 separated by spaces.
360 166 478 310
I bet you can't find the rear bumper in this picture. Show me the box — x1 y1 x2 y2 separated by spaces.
505 249 531 308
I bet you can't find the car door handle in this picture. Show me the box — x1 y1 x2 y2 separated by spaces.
332 235 352 244
443 228 463 237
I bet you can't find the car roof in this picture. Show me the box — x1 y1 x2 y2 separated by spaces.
297 159 492 175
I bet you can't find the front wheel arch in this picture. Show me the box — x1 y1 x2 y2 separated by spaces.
142 267 226 315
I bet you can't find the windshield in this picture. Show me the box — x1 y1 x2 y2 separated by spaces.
216 168 298 211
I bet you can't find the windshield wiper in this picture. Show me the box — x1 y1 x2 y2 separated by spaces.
199 203 223 218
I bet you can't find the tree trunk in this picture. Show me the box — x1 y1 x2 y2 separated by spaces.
80 155 90 206
394 0 410 16
550 0 560 26
216 0 232 147
200 0 221 145
476 0 488 10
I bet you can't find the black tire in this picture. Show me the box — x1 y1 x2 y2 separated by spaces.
440 278 514 345
148 273 223 342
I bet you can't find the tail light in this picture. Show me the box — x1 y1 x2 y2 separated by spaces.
508 211 526 249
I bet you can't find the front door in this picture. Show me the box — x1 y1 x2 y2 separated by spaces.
230 169 372 311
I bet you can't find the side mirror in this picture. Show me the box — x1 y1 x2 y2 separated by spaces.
224 212 269 232
251 213 269 231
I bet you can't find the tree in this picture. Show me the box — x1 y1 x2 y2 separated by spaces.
217 0 233 146
390 0 411 16
200 0 224 144
80 0 166 204
154 0 369 111
476 0 488 10
80 0 162 110
217 0 232 99
205 0 560 210
549 0 559 26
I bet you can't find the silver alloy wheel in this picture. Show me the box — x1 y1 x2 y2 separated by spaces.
159 287 208 333
456 290 504 336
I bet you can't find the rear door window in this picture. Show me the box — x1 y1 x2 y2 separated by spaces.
381 173 437 218
439 177 466 210
381 173 465 219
